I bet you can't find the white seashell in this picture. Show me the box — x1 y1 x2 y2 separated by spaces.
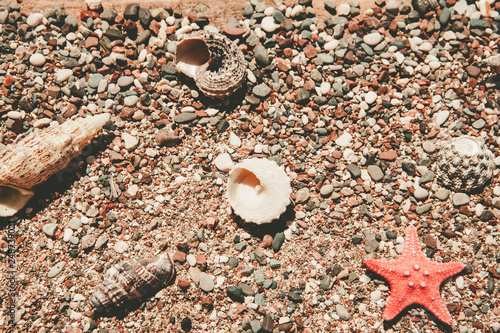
175 31 246 98
0 114 110 217
90 253 175 314
434 135 494 193
227 158 292 224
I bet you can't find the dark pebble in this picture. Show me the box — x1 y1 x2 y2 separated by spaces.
227 286 244 302
181 316 192 331
272 232 285 252
124 3 139 21
174 113 197 123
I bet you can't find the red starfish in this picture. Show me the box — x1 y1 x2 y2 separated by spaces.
364 225 465 325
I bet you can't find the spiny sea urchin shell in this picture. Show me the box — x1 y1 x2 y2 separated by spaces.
434 135 494 193
175 30 246 98
0 114 110 217
227 158 292 224
90 253 175 314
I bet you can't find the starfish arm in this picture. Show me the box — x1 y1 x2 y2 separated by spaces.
382 286 417 321
415 290 454 325
426 261 466 280
363 258 405 278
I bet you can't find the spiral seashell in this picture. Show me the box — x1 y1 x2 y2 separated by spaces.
90 253 175 314
227 158 292 224
434 136 494 193
483 54 500 75
0 114 110 217
175 30 246 98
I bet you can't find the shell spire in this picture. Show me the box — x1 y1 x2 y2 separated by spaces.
175 30 247 98
0 113 110 217
227 158 292 224
90 253 175 314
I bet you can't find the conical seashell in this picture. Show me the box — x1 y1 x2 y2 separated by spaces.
483 54 500 74
227 158 292 224
0 114 110 217
175 30 246 98
434 136 494 193
90 253 175 314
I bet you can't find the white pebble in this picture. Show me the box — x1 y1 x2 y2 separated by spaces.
435 110 449 126
27 13 44 27
335 132 352 147
56 69 73 82
114 241 128 253
363 32 382 46
365 91 377 104
337 3 351 16
29 53 46 66
213 153 234 172
261 16 279 32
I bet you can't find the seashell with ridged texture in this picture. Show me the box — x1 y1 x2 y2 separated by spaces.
0 114 110 217
175 30 246 98
90 253 175 314
227 158 292 224
434 135 494 193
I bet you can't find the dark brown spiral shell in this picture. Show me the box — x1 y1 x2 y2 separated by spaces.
175 30 247 98
90 253 175 314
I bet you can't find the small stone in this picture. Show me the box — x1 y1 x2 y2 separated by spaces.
117 76 134 88
435 189 449 201
320 276 331 290
295 188 310 203
27 13 44 27
261 16 279 32
254 45 270 67
365 91 377 104
122 133 139 151
114 240 128 253
253 83 271 98
422 141 436 153
174 113 197 123
295 88 310 104
337 3 351 15
227 286 244 302
88 73 103 89
367 165 384 181
419 171 435 184
272 232 285 252
81 235 96 250
453 193 470 206
214 153 234 172
363 32 382 46
29 53 46 66
68 218 82 230
48 262 66 278
181 317 192 331
199 273 214 292
324 1 336 14
416 203 432 214
414 187 428 200
335 132 352 147
156 129 181 147
336 304 350 320
42 223 58 238
124 3 139 20
347 164 361 178
56 69 73 82
320 185 334 197
379 150 397 160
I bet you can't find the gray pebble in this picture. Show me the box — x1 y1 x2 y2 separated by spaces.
367 165 384 181
68 218 82 230
48 261 66 278
336 304 350 320
272 232 285 252
42 223 58 238
416 203 432 214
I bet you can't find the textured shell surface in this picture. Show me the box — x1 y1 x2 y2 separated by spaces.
434 136 494 193
0 113 109 217
227 158 292 224
175 30 246 98
90 253 175 314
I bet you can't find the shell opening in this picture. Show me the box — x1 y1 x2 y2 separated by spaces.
175 38 211 78
0 185 34 217
453 137 480 156
229 168 263 203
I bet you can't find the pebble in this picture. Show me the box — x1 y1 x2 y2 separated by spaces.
199 273 214 292
42 223 58 238
68 218 82 230
367 165 384 181
272 232 285 252
435 110 450 126
56 69 73 82
29 53 46 66
320 185 334 197
336 304 350 320
414 187 428 200
114 241 128 253
261 16 279 32
27 13 44 27
122 133 139 150
363 32 382 46
295 188 310 203
227 286 244 302
335 132 352 147
365 91 377 104
422 141 436 153
81 235 96 250
48 261 65 278
435 189 450 201
453 193 470 206
214 153 234 172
